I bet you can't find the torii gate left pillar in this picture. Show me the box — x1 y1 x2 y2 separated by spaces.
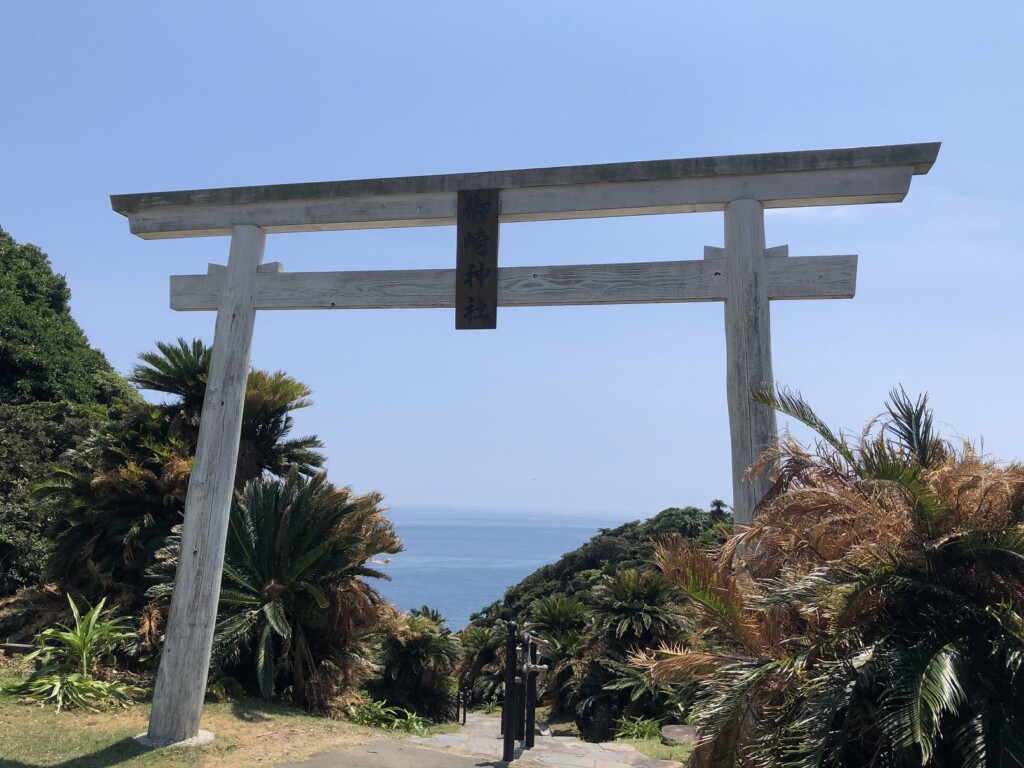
135 225 264 746
112 142 939 746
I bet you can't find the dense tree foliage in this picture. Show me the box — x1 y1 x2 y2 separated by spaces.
469 505 718 628
0 229 140 596
40 338 325 604
0 228 137 412
0 404 94 594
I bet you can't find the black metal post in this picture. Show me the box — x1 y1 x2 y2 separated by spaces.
515 672 526 741
462 690 467 726
502 621 518 763
525 641 538 748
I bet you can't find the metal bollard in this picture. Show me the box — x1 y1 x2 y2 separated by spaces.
502 621 518 763
515 673 526 741
525 642 538 748
519 632 548 751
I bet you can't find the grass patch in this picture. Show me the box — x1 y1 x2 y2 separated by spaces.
0 667 378 767
423 721 460 735
623 737 694 763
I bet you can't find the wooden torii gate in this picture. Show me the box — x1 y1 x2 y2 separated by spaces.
111 142 939 745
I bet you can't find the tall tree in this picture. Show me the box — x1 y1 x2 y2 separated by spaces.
0 228 139 596
0 228 136 412
0 403 93 594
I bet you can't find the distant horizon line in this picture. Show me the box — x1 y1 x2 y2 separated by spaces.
381 501 703 518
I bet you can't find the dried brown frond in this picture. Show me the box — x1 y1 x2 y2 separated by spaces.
753 429 858 498
630 644 724 684
159 454 193 506
735 484 908 581
925 448 1024 532
138 601 165 650
654 535 772 657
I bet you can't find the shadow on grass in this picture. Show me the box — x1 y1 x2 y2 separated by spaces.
229 697 274 722
0 736 151 768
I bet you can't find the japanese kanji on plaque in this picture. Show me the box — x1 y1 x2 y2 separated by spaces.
456 189 499 329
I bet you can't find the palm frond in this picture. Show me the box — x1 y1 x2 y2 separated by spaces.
753 386 858 467
879 644 966 763
262 599 292 641
884 387 944 470
630 645 724 684
691 658 795 766
255 621 276 698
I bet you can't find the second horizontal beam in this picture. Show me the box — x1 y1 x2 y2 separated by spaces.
170 256 857 312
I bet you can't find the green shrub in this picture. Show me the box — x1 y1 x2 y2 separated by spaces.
615 715 663 740
344 700 433 735
480 696 500 714
346 698 404 727
3 594 143 711
392 709 433 735
6 672 141 712
371 609 459 722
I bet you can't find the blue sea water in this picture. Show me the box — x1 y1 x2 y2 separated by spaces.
374 506 637 631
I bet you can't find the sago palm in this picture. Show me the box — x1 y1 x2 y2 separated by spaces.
42 420 194 600
42 339 325 603
202 470 400 709
130 338 325 483
373 609 460 721
129 337 211 423
528 594 590 642
565 569 686 742
455 623 505 701
589 568 685 650
636 387 1024 768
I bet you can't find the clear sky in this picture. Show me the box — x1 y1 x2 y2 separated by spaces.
2 3 1022 517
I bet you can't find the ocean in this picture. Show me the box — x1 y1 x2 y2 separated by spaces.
374 506 637 631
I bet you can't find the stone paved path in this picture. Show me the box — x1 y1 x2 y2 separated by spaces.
409 712 682 768
278 712 684 768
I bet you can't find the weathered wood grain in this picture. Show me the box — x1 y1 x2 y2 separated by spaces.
169 255 856 311
147 225 265 746
112 142 939 211
110 144 939 239
116 166 916 239
723 200 778 526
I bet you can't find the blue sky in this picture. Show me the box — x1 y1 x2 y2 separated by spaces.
3 3 1022 517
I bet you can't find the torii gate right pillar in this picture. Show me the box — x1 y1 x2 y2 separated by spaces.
723 199 777 525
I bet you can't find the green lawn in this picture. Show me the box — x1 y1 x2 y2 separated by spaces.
0 667 377 768
1 664 690 767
